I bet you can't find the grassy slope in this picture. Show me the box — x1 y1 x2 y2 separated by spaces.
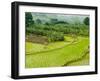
25 36 89 68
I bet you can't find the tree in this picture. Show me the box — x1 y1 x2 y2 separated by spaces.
36 19 42 24
50 18 58 25
56 21 68 24
25 12 33 27
83 17 89 25
45 22 50 25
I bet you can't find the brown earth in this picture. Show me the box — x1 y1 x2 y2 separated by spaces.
26 34 48 44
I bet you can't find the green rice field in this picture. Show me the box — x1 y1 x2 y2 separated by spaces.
25 36 89 68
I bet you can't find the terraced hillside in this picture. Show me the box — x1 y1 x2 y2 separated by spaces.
25 36 89 68
25 12 90 68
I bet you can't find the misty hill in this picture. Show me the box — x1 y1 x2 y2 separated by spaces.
32 12 89 25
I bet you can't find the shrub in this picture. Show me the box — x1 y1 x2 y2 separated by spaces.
25 12 34 27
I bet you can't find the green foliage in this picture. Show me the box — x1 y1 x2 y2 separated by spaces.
36 19 42 24
56 21 68 24
47 31 64 42
26 23 89 42
25 13 89 42
83 17 89 25
50 18 58 24
25 12 34 27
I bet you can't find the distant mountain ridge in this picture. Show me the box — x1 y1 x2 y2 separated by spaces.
32 12 89 24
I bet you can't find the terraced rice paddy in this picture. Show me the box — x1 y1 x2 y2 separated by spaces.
25 36 89 68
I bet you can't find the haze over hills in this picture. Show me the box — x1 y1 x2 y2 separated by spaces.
31 12 89 24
